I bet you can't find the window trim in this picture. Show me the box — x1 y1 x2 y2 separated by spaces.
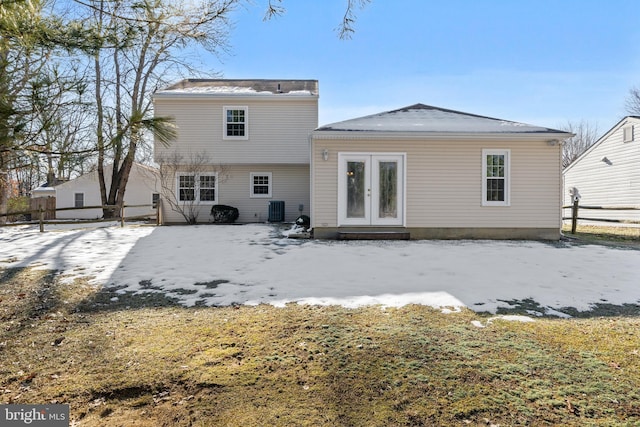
623 125 634 143
176 172 218 204
249 172 273 198
223 106 249 140
482 149 510 207
74 192 84 208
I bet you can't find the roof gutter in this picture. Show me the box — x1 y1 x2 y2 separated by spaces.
311 130 574 141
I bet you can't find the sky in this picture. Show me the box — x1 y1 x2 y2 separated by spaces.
3 223 639 318
198 0 640 132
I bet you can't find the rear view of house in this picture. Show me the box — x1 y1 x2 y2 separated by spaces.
563 116 640 223
153 79 318 224
311 104 573 240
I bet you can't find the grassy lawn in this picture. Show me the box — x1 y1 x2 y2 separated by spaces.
562 224 640 247
1 267 639 426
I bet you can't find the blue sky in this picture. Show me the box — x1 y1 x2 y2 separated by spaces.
202 0 640 132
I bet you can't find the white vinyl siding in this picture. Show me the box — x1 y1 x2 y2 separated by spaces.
563 118 640 222
154 98 317 164
250 172 272 198
55 163 160 220
160 164 309 224
312 138 561 229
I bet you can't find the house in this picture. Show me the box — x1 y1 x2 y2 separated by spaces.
30 185 57 199
563 116 640 223
54 163 160 219
310 104 573 240
153 79 318 224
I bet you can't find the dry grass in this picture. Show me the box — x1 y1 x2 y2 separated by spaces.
1 267 640 426
562 224 640 247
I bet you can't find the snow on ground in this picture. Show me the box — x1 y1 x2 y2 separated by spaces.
1 223 639 315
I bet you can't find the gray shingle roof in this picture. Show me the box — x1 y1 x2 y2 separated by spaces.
316 103 567 134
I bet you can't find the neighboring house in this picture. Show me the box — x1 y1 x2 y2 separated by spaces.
153 79 318 223
310 104 573 240
54 163 160 219
30 185 57 199
563 116 640 223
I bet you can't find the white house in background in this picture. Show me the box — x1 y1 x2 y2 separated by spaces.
55 163 160 219
310 104 573 240
563 116 640 223
30 185 57 198
153 79 318 224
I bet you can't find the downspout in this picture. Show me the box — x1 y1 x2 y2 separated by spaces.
308 132 314 233
558 139 565 237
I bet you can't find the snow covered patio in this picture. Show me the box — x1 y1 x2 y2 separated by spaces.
2 223 639 317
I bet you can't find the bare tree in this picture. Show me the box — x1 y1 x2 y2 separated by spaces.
625 87 640 116
560 120 599 169
264 0 371 39
157 151 228 224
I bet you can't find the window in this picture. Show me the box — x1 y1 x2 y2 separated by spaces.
177 173 217 203
74 193 84 208
152 193 160 209
623 125 634 143
223 106 248 140
250 172 272 198
482 149 510 206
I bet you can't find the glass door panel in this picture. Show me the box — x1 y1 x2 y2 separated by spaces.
338 153 403 226
377 161 398 218
346 161 366 218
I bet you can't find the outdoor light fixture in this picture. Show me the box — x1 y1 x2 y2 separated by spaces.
601 156 612 165
322 149 329 161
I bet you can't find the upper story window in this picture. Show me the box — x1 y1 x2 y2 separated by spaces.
623 125 634 143
223 106 248 140
482 149 510 206
177 173 217 203
250 172 272 198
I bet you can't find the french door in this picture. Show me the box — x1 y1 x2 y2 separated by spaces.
338 153 405 226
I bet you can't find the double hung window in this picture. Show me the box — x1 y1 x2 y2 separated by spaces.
482 149 510 206
250 172 272 198
177 173 217 203
223 106 248 139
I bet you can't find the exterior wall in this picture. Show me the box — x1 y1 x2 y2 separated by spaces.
160 164 310 224
55 165 159 219
563 119 640 222
311 137 562 239
154 97 318 164
313 227 560 240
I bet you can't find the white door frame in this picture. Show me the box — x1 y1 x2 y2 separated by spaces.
337 152 406 226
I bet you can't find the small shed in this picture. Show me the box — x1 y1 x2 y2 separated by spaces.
310 104 572 240
54 163 160 219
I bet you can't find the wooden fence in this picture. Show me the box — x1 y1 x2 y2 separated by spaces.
562 200 640 233
0 200 162 232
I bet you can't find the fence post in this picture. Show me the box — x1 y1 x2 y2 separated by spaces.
120 205 125 228
571 199 579 234
39 207 44 233
156 198 161 226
